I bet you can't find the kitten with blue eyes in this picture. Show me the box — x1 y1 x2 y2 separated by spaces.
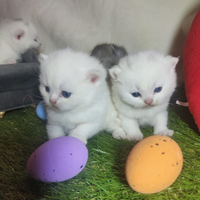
109 51 178 141
39 48 125 144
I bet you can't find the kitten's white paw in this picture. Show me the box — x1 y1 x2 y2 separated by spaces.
48 131 65 140
112 128 127 139
68 133 87 145
47 125 65 140
154 129 174 136
126 133 143 141
112 128 143 141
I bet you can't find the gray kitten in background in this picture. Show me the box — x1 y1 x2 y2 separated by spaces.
91 43 127 80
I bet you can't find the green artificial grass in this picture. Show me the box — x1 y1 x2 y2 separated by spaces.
0 104 200 200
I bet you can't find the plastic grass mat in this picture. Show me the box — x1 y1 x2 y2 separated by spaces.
0 104 200 200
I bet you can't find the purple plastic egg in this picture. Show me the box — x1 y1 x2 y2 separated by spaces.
27 136 88 182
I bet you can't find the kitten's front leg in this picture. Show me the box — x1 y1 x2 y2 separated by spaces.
105 107 126 141
153 111 174 136
68 123 101 145
46 124 65 140
113 114 143 141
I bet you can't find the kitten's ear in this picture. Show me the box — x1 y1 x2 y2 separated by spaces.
14 29 25 40
165 56 179 71
109 66 122 80
86 69 103 86
111 45 127 59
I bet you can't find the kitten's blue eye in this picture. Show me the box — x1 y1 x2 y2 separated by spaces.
45 86 50 93
154 87 162 93
131 92 140 97
62 91 71 98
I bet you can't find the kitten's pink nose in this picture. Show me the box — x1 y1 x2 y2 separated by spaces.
145 98 153 106
50 99 57 105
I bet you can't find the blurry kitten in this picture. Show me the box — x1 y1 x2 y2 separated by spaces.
91 43 127 69
109 51 178 141
91 43 127 80
0 19 41 64
39 48 125 145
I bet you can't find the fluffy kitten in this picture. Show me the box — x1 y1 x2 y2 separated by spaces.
109 51 178 140
0 19 41 64
39 48 125 144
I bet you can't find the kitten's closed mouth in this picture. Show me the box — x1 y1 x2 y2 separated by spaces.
142 104 155 109
49 104 60 110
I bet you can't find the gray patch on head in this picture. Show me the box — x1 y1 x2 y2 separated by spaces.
91 43 128 81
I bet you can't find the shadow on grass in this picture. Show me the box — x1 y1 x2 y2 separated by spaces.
112 140 137 186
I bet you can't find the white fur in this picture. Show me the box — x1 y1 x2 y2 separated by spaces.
0 19 40 64
39 48 125 144
0 0 199 83
109 51 178 140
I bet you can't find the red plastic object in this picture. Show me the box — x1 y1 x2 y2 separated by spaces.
183 9 200 131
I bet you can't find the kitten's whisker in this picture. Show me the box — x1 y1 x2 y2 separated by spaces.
22 95 38 114
29 94 43 99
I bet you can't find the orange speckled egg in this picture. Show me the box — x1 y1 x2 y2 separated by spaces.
125 135 183 194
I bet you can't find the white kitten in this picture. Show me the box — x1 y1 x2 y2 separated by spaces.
109 51 178 141
39 48 125 144
0 19 41 64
